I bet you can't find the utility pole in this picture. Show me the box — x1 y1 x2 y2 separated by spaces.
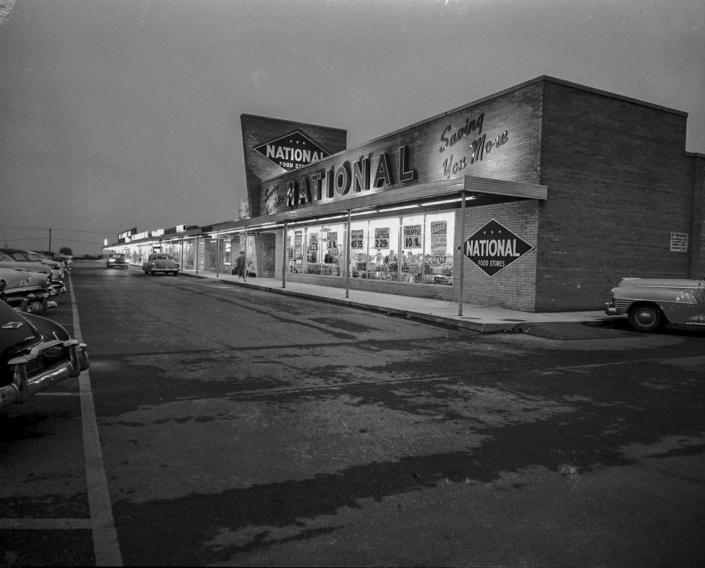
48 228 52 252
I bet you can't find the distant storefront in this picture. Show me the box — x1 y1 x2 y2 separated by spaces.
106 76 705 312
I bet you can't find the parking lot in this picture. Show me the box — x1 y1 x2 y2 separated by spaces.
1 263 704 566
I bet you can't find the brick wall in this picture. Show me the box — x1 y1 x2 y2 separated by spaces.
689 153 705 278
536 80 691 311
457 201 539 311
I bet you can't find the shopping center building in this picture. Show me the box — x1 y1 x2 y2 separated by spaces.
106 76 705 312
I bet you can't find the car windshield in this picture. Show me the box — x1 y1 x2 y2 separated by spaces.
10 252 32 261
0 252 12 261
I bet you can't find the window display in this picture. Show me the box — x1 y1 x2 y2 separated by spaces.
423 214 454 285
286 210 454 285
399 216 424 283
367 219 399 280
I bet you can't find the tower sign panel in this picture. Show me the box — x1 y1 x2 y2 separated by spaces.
463 219 534 276
254 130 329 171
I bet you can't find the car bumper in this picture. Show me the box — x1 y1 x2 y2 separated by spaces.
604 302 628 316
0 340 89 410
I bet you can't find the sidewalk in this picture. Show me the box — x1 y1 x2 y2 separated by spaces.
180 268 615 339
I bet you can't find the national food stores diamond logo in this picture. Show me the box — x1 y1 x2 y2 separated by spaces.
463 219 534 276
254 130 329 171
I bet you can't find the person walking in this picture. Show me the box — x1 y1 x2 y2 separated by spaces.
234 250 246 279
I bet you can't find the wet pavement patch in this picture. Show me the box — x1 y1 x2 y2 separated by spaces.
307 317 376 334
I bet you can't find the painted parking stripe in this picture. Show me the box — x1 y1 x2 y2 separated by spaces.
0 518 92 530
69 274 123 566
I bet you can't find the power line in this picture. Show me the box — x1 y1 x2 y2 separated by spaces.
4 237 46 242
0 226 119 235
53 238 103 245
3 237 101 245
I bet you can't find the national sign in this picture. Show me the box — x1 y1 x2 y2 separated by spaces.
254 130 329 171
463 219 534 276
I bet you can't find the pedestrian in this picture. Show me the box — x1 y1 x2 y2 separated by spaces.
235 250 246 279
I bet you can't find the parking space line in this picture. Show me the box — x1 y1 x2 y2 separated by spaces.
0 518 92 530
35 392 80 397
69 274 123 567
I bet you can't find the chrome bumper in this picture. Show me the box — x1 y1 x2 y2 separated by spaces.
0 340 89 410
605 303 619 316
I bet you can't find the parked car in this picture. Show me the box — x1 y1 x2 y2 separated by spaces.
25 250 66 275
0 267 52 313
143 253 179 275
106 253 128 269
0 248 66 292
0 249 66 297
0 298 88 410
605 277 705 332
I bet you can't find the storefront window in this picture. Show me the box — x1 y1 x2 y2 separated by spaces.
423 213 454 285
289 229 304 273
286 211 453 285
183 239 195 270
399 215 424 283
367 218 400 280
349 221 369 279
291 224 346 277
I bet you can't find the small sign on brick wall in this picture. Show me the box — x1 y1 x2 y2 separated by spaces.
669 232 688 253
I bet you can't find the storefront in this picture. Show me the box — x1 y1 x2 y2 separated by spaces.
106 76 704 312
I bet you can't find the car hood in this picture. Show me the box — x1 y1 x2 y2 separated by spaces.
0 260 52 274
0 301 42 356
617 278 704 288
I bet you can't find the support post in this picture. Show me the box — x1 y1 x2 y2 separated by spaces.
215 231 220 278
243 227 248 282
282 223 288 289
345 209 351 298
458 191 466 317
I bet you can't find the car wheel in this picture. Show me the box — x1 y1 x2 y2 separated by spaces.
628 304 663 332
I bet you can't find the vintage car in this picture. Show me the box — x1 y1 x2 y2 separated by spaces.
0 267 52 313
106 253 128 269
143 253 180 275
0 249 66 295
26 250 66 274
605 277 705 332
0 298 88 410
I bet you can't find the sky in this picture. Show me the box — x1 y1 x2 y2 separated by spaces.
1 0 704 255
